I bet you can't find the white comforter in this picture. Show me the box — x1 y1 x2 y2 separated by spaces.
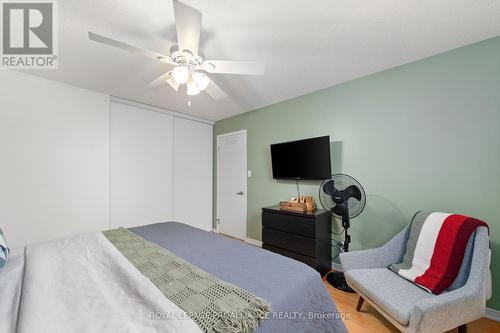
5 232 202 333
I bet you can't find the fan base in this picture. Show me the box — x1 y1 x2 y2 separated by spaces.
326 271 355 293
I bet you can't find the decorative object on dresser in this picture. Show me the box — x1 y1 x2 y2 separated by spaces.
279 196 316 213
261 206 331 276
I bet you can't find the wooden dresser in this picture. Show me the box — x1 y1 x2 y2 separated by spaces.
261 205 331 276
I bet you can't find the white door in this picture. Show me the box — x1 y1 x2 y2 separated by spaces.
110 101 174 228
173 117 213 231
217 130 247 240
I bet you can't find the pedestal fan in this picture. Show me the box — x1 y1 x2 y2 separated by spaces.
319 174 366 292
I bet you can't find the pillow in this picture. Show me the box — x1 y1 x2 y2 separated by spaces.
0 227 10 268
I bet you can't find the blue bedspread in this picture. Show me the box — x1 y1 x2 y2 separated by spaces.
130 222 347 333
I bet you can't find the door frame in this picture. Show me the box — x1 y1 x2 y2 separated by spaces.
216 129 247 239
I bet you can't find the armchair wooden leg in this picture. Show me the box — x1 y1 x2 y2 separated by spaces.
457 324 467 333
356 296 364 311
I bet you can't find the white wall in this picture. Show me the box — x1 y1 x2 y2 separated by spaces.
0 71 110 250
0 72 213 250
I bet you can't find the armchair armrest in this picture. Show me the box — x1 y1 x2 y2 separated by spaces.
339 225 409 272
409 288 483 333
408 227 489 333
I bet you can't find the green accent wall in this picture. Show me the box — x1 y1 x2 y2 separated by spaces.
215 36 500 310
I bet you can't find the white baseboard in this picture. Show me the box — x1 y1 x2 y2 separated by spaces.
212 228 262 247
245 237 262 247
485 307 500 322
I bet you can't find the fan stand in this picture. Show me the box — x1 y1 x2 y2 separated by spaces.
326 213 355 293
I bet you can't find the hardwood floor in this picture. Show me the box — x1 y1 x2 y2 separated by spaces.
322 274 500 333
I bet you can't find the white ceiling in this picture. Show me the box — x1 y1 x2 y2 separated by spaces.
25 0 500 121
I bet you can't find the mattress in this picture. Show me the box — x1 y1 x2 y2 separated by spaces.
1 222 347 333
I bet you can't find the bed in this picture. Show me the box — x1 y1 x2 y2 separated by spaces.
1 222 347 333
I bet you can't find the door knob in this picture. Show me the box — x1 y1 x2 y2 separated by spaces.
236 191 245 195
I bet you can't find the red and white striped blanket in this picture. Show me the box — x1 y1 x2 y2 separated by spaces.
390 212 489 294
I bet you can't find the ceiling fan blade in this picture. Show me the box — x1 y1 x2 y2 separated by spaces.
173 0 202 55
204 79 227 100
199 60 265 75
88 32 176 65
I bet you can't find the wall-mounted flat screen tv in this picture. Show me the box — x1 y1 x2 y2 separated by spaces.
270 136 331 180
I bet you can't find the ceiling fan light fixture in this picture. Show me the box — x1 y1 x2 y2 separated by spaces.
171 66 189 84
193 72 209 91
88 0 265 102
187 80 201 96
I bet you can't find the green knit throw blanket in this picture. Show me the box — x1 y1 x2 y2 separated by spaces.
102 228 271 333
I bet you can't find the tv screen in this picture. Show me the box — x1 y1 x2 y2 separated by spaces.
270 136 331 180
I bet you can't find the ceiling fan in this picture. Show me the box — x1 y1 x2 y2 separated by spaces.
88 0 265 101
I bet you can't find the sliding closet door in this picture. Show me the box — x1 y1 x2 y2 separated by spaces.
110 102 174 228
173 117 213 231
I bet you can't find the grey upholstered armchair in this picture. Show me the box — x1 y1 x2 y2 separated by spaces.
339 221 491 333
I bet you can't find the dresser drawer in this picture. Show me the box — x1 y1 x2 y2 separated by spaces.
262 211 315 238
262 228 316 257
263 244 316 269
